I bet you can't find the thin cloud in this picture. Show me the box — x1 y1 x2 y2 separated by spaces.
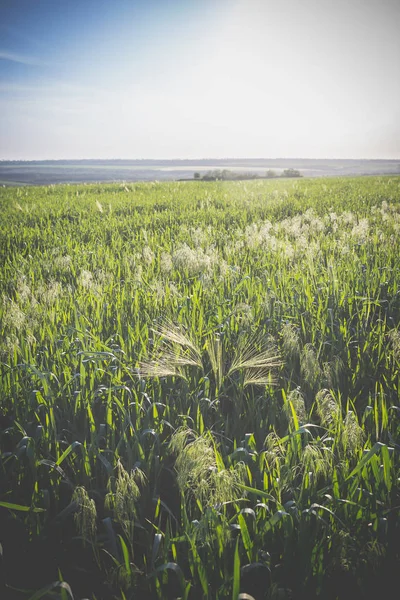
0 50 47 67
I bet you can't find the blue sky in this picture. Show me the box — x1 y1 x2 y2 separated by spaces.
1 0 399 159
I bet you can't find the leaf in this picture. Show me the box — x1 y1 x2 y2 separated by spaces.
0 501 45 513
268 510 290 528
189 541 208 597
241 563 270 576
381 444 393 492
238 513 253 562
102 517 118 559
279 423 321 444
38 459 72 485
155 562 185 593
307 503 346 528
28 581 74 600
232 538 240 600
347 442 386 479
97 453 113 477
151 533 162 569
118 535 130 576
236 483 276 502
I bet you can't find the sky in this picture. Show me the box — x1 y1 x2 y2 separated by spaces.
0 0 399 160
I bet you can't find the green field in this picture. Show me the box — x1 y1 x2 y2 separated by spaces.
1 177 400 599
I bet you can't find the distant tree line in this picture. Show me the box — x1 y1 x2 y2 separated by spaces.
267 168 302 178
193 168 302 181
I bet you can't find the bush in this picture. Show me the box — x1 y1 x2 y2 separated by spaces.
281 168 302 177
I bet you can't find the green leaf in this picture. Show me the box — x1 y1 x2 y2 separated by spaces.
118 535 131 576
347 442 386 479
232 538 241 600
238 513 253 563
56 441 82 466
236 483 276 502
0 501 45 513
152 533 162 569
28 581 74 600
155 562 185 593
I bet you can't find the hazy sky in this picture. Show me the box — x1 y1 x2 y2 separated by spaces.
0 0 399 159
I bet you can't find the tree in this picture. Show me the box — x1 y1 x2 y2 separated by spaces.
281 168 302 178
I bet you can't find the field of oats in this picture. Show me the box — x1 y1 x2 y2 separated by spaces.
1 176 400 600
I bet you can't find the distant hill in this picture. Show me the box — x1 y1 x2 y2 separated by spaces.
1 158 399 185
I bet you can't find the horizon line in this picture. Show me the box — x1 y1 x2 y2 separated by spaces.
1 156 400 162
